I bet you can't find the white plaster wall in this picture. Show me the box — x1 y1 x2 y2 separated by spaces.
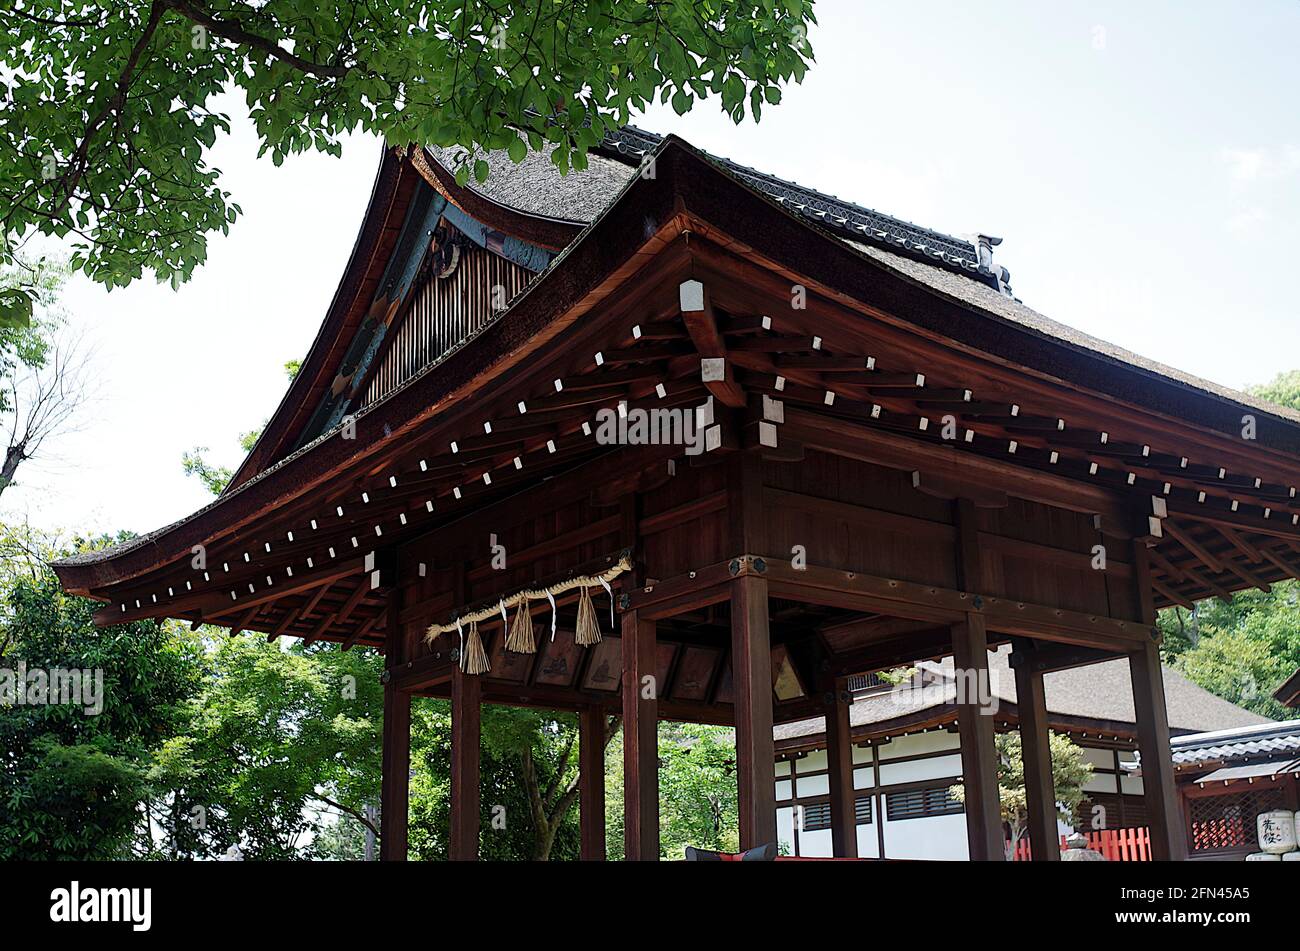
797 749 828 773
881 810 969 860
1119 774 1144 796
777 806 796 855
1083 773 1119 794
879 753 963 786
1081 747 1116 768
771 739 1148 861
799 828 833 855
857 822 880 858
878 731 960 759
796 774 830 797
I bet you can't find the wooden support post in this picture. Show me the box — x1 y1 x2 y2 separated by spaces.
823 674 859 858
1129 539 1187 861
731 573 777 851
951 614 1005 861
379 575 409 861
1011 644 1060 861
379 679 410 861
449 666 481 860
579 706 607 861
622 609 659 860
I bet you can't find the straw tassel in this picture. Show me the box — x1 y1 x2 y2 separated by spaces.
505 598 536 654
575 586 602 646
462 620 491 674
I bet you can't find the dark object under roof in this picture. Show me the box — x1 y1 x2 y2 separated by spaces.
1274 668 1300 709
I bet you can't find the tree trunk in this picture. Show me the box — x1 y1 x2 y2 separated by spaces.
520 717 620 860
0 440 26 497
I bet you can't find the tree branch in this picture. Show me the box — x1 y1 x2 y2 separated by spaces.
308 793 378 838
163 0 353 78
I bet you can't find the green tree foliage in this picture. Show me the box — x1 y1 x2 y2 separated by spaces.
1249 369 1300 415
1 1 816 289
0 257 55 386
0 528 204 859
657 723 739 857
603 721 740 859
952 731 1091 860
1160 587 1299 720
182 359 299 494
408 701 588 861
0 256 77 497
150 636 384 859
181 428 260 496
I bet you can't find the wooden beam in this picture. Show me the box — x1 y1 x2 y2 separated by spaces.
780 406 1130 524
1011 643 1060 862
302 611 337 647
679 279 745 408
300 578 335 619
762 559 1152 650
579 707 607 861
823 674 858 858
954 497 983 592
622 609 659 860
951 614 1004 861
449 665 481 861
228 605 260 637
1161 521 1225 575
342 611 381 651
1013 642 1122 675
96 557 365 627
731 574 777 851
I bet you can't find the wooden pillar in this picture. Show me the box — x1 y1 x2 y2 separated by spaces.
449 665 481 860
579 706 607 861
732 573 777 850
1011 645 1060 861
1129 539 1187 861
379 577 408 862
622 609 659 860
1129 640 1188 860
379 679 410 861
951 614 1005 860
823 674 858 858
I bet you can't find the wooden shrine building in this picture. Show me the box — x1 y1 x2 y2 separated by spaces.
54 128 1300 861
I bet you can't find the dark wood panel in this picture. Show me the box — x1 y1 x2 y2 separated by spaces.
364 239 531 405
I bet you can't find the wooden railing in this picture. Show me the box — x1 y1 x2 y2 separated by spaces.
1009 827 1151 861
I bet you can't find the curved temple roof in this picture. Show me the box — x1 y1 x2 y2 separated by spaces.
52 130 1300 648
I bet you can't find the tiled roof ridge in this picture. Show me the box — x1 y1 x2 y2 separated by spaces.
597 124 1008 292
1170 718 1300 749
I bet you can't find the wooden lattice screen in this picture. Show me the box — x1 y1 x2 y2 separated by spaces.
1188 788 1286 853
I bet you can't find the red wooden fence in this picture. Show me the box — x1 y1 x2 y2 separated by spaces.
1008 827 1151 861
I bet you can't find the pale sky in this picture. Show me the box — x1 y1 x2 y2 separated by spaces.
7 0 1299 541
